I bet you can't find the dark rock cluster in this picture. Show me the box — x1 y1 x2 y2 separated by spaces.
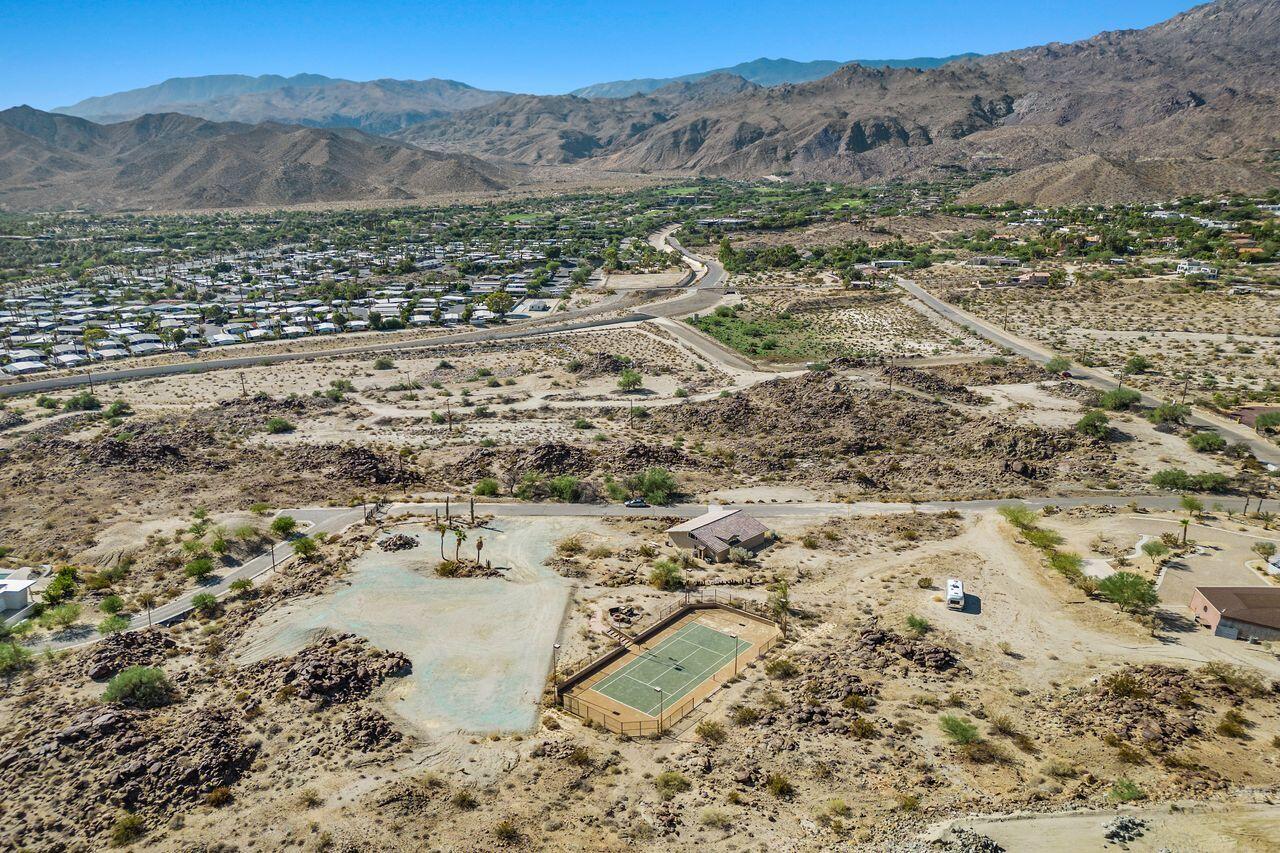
246 633 411 706
856 626 962 673
84 629 180 681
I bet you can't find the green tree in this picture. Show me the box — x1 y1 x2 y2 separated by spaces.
191 592 219 616
184 556 215 581
1098 571 1159 614
270 515 298 538
1151 403 1191 426
624 467 678 505
1044 356 1071 374
618 368 643 392
1141 539 1169 566
291 535 319 559
485 292 514 315
100 594 125 615
1252 541 1276 563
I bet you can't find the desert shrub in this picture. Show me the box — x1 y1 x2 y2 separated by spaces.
765 773 794 798
494 820 520 844
896 793 920 811
98 615 130 635
849 716 878 739
299 788 323 807
1075 409 1110 439
905 615 931 636
64 391 102 411
104 666 174 708
695 719 727 744
731 705 761 725
726 546 751 565
1099 388 1141 410
654 770 691 800
110 812 147 846
1101 670 1148 699
699 808 732 829
373 356 394 370
547 474 581 502
1188 431 1227 452
1042 759 1078 778
648 558 683 591
997 504 1038 529
205 787 233 807
566 746 592 767
265 417 294 434
939 714 981 745
916 576 934 589
450 789 478 810
40 602 82 629
1022 527 1064 549
1201 662 1266 697
1109 779 1146 802
624 467 678 505
764 658 799 679
555 535 585 557
0 643 35 680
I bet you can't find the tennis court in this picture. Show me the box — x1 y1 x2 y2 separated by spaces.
590 622 751 716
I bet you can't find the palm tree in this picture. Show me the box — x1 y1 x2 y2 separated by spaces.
137 592 157 629
475 536 484 565
435 523 448 560
453 526 468 563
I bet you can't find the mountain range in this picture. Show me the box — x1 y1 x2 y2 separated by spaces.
0 106 508 211
56 75 513 135
566 55 979 99
7 0 1280 210
404 0 1280 203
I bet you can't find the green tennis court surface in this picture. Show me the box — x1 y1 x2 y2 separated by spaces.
592 622 752 716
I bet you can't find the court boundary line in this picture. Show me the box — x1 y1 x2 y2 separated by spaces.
591 622 751 717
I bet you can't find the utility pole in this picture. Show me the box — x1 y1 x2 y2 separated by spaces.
239 371 248 398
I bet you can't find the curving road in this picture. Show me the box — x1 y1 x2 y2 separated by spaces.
0 229 728 398
899 278 1280 468
29 492 1263 651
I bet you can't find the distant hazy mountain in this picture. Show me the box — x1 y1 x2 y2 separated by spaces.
568 55 980 98
55 74 341 120
396 0 1280 204
0 106 510 211
55 75 512 135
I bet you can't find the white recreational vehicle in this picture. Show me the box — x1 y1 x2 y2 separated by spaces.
946 578 965 611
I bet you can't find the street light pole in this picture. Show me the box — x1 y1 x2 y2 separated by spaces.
654 686 665 735
552 643 561 688
731 633 740 678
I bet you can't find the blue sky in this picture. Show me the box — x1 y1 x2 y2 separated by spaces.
2 0 1199 110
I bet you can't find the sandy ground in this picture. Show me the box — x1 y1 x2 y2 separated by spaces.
937 801 1280 852
233 517 594 734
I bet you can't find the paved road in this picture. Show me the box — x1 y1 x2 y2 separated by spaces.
0 230 727 398
28 491 1272 651
34 507 365 649
898 279 1280 468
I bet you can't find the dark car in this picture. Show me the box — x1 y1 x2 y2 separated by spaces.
624 498 649 508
